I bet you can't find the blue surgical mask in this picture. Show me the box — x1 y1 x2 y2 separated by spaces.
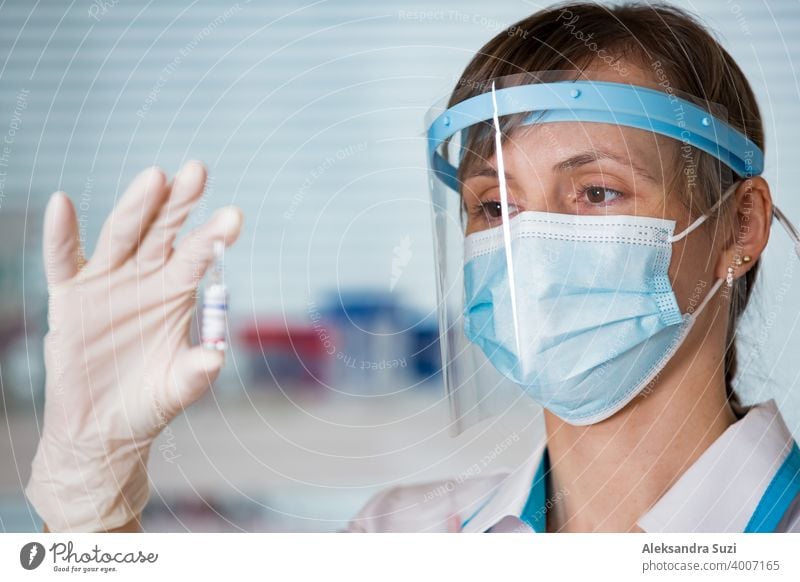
462 199 730 425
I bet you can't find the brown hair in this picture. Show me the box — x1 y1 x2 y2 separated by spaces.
450 2 763 413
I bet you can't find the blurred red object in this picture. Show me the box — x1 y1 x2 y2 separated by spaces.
237 320 336 388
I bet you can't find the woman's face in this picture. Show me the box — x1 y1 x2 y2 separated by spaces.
461 61 725 315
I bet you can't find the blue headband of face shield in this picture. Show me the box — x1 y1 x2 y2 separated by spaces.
427 80 764 191
427 79 800 259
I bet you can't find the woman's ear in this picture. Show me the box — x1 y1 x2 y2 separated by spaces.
714 176 773 281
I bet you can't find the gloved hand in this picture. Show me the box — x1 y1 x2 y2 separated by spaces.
25 161 243 532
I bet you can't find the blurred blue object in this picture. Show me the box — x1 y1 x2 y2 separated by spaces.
407 315 441 383
0 494 43 533
318 290 440 394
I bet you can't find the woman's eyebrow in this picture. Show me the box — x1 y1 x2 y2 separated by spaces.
465 148 659 183
554 149 658 184
466 166 503 179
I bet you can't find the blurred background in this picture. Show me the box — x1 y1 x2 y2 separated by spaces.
1 0 799 532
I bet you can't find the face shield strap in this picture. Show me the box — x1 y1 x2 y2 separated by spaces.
427 80 765 193
773 206 800 260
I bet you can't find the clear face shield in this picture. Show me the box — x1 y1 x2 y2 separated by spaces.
425 72 800 436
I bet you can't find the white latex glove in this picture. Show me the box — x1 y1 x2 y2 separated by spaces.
25 161 243 532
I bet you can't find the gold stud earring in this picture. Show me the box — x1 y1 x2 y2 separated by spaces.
742 255 752 264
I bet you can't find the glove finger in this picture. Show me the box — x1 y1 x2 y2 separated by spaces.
166 346 224 416
136 160 207 265
42 192 82 286
166 205 243 288
87 166 169 272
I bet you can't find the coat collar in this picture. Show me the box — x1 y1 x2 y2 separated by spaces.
637 399 799 532
461 400 800 533
459 442 545 533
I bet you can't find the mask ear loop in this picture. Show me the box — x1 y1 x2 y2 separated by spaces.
490 81 522 357
667 181 737 321
667 180 800 320
669 181 739 243
668 179 800 261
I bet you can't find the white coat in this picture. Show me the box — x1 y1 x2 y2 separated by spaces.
345 400 800 533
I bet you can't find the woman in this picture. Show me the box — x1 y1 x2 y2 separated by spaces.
26 2 800 533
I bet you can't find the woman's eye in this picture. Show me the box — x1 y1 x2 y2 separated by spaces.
480 201 519 218
582 185 624 205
